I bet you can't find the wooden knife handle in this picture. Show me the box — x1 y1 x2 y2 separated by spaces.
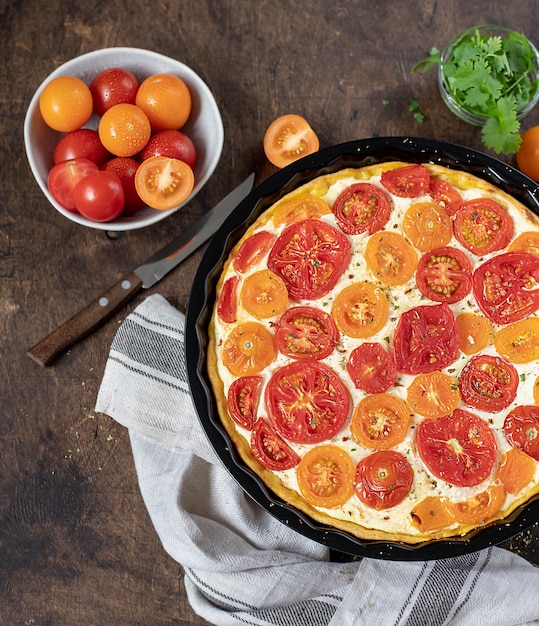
27 272 143 367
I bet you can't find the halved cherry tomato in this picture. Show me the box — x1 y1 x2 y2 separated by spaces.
380 164 431 197
72 170 125 222
102 157 146 215
90 67 139 116
416 246 473 304
98 102 152 157
402 202 452 251
240 269 289 319
135 73 192 131
217 275 239 323
47 158 99 211
458 354 519 413
494 318 539 364
452 485 505 525
472 252 539 325
497 447 537 494
222 322 277 376
331 183 391 235
263 114 319 169
503 405 539 460
233 231 276 273
251 418 300 471
393 303 459 375
429 178 462 215
407 371 461 419
265 361 349 444
455 312 491 355
452 198 514 256
346 342 397 394
275 306 339 360
331 281 389 338
364 231 417 286
350 393 411 450
39 75 93 132
272 195 331 227
410 496 456 532
508 231 539 256
354 450 413 510
227 376 262 429
267 219 351 299
53 129 111 167
416 409 497 487
140 129 197 170
296 445 355 508
135 156 194 210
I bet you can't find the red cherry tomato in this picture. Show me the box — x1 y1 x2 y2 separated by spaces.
416 246 473 304
452 198 514 256
227 376 262 429
72 170 124 222
53 129 111 167
332 183 391 235
354 450 413 510
102 157 145 215
380 164 431 197
504 405 539 461
275 305 339 360
250 418 300 471
90 67 139 116
347 342 397 394
140 129 198 170
459 354 519 413
47 158 99 211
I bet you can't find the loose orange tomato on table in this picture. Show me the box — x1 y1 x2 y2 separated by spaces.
516 125 539 181
39 75 93 132
263 114 319 168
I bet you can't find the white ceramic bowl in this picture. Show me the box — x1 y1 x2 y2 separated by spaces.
24 47 224 231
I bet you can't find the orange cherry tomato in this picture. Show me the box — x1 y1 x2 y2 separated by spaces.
135 156 194 210
516 125 539 181
221 321 277 376
452 484 505 526
410 496 456 533
350 393 411 450
296 445 355 508
272 195 331 227
508 231 539 256
407 371 461 418
135 73 192 131
331 281 389 338
98 103 151 157
365 231 418 286
402 201 452 251
39 75 93 132
497 447 537 494
263 114 320 168
494 318 539 364
455 312 491 355
240 269 289 319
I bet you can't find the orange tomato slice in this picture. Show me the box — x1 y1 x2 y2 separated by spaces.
452 484 506 526
365 231 418 286
296 445 355 508
263 114 320 168
410 496 456 532
350 393 411 450
455 312 491 355
497 447 537 494
331 281 389 338
508 231 539 257
407 371 461 418
493 318 539 364
222 321 277 376
240 269 289 319
272 195 331 227
402 201 452 251
135 156 194 210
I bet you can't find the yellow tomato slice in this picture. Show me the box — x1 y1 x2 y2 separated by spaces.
494 318 539 363
455 312 491 355
365 231 418 286
497 447 537 494
240 269 289 319
407 371 461 418
272 195 331 227
410 496 456 532
331 281 389 338
452 485 506 526
350 393 411 450
508 231 539 257
402 201 452 251
222 322 277 376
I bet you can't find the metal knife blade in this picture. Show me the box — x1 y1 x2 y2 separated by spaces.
27 173 255 367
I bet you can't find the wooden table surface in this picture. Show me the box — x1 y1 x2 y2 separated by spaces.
3 1 539 623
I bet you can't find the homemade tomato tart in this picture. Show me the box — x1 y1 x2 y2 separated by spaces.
207 161 539 544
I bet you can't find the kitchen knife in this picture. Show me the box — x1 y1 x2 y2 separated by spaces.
27 173 255 367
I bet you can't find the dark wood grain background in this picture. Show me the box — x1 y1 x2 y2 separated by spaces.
2 1 539 624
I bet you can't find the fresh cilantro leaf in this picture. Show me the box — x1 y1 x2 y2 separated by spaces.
482 96 522 153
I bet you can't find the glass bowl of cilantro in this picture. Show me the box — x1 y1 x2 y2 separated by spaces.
414 25 539 155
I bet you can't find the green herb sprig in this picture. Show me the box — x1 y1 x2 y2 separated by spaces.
413 28 539 154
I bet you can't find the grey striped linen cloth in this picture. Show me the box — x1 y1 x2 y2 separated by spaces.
95 294 539 626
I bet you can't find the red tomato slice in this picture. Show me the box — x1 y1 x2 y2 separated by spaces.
134 156 194 210
452 198 514 256
429 178 462 215
265 361 349 444
267 219 351 300
227 376 262 429
416 246 473 304
416 409 498 487
393 303 459 375
459 354 519 413
472 252 539 325
380 164 431 197
332 183 391 235
503 406 539 461
251 418 300 471
233 231 276 273
275 306 339 360
47 158 99 211
354 450 413 510
217 275 239 323
346 342 397 394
